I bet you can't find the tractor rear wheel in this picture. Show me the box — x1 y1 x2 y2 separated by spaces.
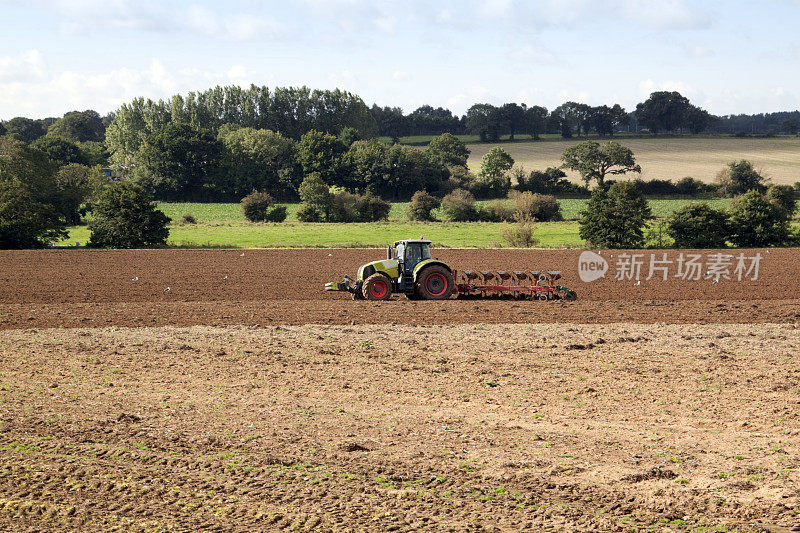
415 265 454 300
362 273 392 301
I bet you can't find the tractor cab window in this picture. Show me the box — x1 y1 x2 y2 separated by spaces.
404 242 430 271
394 243 404 261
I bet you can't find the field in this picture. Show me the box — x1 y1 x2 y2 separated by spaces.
1 248 800 531
466 137 800 185
58 199 737 248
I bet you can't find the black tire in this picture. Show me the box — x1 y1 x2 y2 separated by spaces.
415 265 454 300
362 273 392 301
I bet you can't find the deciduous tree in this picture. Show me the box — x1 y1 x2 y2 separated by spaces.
561 140 640 187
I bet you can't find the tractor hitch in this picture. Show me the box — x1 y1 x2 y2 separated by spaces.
325 275 362 295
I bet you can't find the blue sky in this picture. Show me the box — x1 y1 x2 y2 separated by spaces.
1 0 799 119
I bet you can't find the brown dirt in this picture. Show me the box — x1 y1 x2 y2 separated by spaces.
2 248 800 329
2 249 799 531
1 323 798 531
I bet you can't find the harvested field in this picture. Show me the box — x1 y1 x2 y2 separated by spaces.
467 137 800 185
1 249 800 329
1 323 798 531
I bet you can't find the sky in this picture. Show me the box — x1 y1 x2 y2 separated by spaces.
1 0 799 120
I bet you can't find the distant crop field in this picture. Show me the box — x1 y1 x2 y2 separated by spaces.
466 136 800 185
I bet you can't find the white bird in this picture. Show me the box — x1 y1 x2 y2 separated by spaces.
328 253 332 257
240 252 245 256
610 254 613 258
634 280 641 286
766 250 771 254
712 279 719 284
131 277 138 281
164 287 170 292
223 275 228 280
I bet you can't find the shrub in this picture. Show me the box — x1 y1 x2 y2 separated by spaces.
327 191 390 222
297 173 331 222
511 191 562 222
479 199 514 222
0 181 67 249
515 166 590 197
675 177 716 197
578 182 652 248
360 193 390 222
241 190 275 222
440 189 478 221
328 191 362 222
728 190 791 247
408 190 441 221
667 203 730 248
263 205 287 222
181 213 197 224
88 181 170 248
500 216 537 247
643 220 674 249
766 184 797 217
296 203 323 222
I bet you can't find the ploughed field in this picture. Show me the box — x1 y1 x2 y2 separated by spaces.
2 249 800 531
2 249 800 329
1 323 798 531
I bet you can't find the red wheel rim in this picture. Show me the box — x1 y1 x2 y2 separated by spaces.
370 279 387 298
425 273 448 296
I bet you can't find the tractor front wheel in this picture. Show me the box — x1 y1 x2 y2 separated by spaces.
362 273 392 301
415 265 454 300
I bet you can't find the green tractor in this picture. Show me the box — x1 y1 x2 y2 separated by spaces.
325 239 454 300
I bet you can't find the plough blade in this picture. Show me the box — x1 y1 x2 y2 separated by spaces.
454 270 576 301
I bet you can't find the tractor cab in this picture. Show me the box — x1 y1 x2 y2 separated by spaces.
389 240 431 270
391 240 432 294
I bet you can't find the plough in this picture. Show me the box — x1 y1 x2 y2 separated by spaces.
325 239 577 301
454 270 576 300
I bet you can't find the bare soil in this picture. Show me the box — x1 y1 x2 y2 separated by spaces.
1 249 800 329
1 324 798 531
1 249 799 531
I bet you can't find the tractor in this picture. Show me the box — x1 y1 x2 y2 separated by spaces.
325 239 577 301
325 239 454 300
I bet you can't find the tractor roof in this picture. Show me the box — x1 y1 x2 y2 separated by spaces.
394 239 431 246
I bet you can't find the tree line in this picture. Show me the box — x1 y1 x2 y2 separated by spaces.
5 86 779 157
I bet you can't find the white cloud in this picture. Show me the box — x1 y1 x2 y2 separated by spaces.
446 85 491 110
638 78 696 99
0 52 262 119
0 49 48 83
327 69 357 90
